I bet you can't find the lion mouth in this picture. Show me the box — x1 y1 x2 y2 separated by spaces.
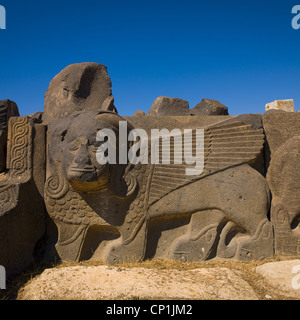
69 165 95 173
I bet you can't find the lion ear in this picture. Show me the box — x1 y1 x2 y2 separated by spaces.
109 163 137 198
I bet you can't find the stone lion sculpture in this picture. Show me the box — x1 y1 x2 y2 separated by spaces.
44 111 273 263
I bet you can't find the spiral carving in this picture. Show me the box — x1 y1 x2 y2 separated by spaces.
0 117 32 215
6 117 32 181
45 172 69 199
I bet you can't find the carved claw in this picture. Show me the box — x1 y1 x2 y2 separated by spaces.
101 219 148 264
55 223 88 262
217 221 239 259
170 225 218 262
101 238 145 264
218 219 273 261
235 219 273 261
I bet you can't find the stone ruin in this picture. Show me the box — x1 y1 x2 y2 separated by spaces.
0 62 299 278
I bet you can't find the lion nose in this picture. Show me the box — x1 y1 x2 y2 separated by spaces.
74 145 92 165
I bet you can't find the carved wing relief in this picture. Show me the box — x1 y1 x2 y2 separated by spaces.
147 122 265 205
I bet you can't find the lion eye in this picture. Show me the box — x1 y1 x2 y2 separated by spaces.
89 141 102 153
69 141 80 151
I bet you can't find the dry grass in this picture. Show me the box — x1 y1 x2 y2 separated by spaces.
0 256 297 300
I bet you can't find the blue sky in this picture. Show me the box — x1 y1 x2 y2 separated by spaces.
0 0 300 116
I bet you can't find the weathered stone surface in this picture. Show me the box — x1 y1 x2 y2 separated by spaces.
263 112 300 258
265 109 286 114
44 111 273 264
0 100 20 172
256 260 300 299
190 99 229 116
0 117 46 278
267 136 300 258
222 113 263 130
43 63 117 123
17 265 259 300
0 100 20 129
28 111 43 125
146 97 229 117
262 112 300 155
220 113 265 175
101 96 116 112
265 99 294 112
147 96 189 116
133 110 145 117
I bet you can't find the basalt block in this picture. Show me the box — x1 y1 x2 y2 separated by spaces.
43 62 117 123
7 62 300 275
44 111 273 264
0 100 20 172
147 97 229 117
147 97 190 116
263 112 300 258
190 99 229 116
0 117 46 278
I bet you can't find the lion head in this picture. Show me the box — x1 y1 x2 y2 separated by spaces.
47 110 136 194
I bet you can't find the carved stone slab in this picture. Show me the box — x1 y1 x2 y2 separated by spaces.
45 111 273 264
263 113 300 258
0 117 46 278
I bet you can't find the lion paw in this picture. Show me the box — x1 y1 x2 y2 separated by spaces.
170 226 217 262
101 238 145 264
